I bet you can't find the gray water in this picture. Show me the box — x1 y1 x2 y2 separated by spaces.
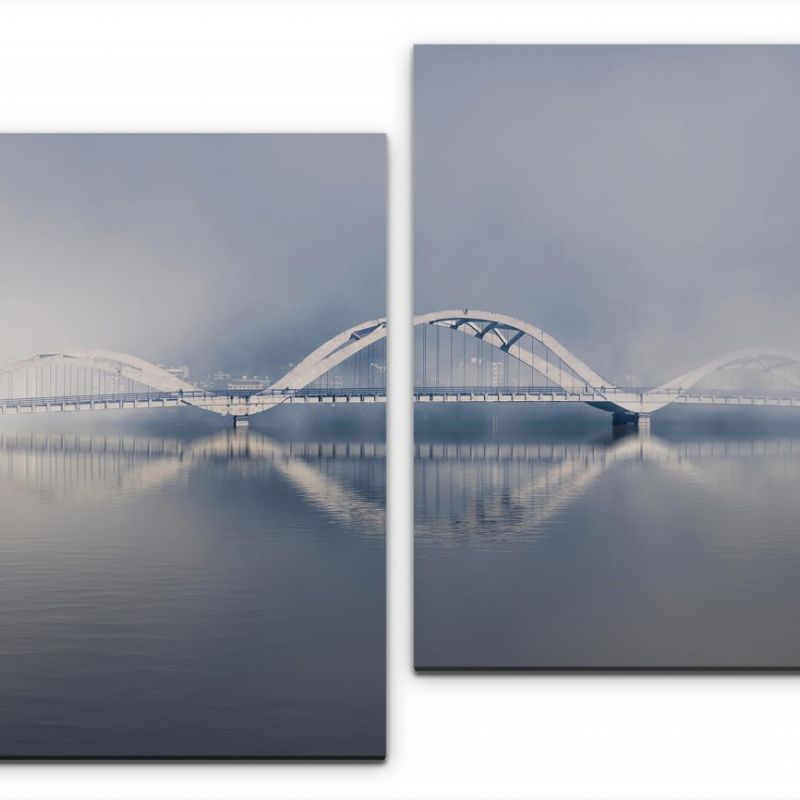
0 424 385 757
415 427 800 669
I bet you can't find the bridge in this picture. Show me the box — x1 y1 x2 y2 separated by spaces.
2 309 800 427
413 310 800 428
0 317 388 427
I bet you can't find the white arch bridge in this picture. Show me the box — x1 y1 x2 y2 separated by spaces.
2 310 800 427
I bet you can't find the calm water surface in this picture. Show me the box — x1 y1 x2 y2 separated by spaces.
0 424 385 757
415 428 800 668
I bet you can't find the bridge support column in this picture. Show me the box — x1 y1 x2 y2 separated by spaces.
612 411 650 430
233 415 250 429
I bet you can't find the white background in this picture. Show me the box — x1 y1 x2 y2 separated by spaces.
2 2 800 798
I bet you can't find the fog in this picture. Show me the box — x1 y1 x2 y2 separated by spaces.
414 46 800 385
0 134 385 381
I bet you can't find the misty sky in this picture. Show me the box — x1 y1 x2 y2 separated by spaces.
0 134 385 380
414 46 800 384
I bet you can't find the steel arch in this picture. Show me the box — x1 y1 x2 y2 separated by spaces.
264 318 388 392
263 309 614 398
0 349 197 394
655 348 800 394
415 309 614 392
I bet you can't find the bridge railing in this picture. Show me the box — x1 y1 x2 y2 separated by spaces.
642 387 800 401
414 385 599 395
259 387 387 398
4 384 800 409
412 385 800 401
0 390 210 407
0 387 388 406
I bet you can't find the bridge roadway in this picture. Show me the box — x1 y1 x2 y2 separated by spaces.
0 388 387 422
3 385 800 427
414 385 800 426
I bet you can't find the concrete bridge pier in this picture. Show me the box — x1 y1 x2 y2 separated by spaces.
612 411 651 430
233 415 250 429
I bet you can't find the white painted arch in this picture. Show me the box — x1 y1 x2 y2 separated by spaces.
4 324 799 421
654 348 800 394
0 349 197 395
0 312 628 412
415 309 613 392
265 317 388 391
264 309 614 397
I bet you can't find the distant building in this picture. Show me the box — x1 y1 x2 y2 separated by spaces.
491 361 504 388
227 378 267 391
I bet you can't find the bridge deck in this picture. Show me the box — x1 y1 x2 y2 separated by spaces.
2 385 800 416
413 386 800 408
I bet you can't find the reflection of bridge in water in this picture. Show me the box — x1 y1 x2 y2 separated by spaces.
0 431 385 537
2 310 800 427
415 433 800 545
